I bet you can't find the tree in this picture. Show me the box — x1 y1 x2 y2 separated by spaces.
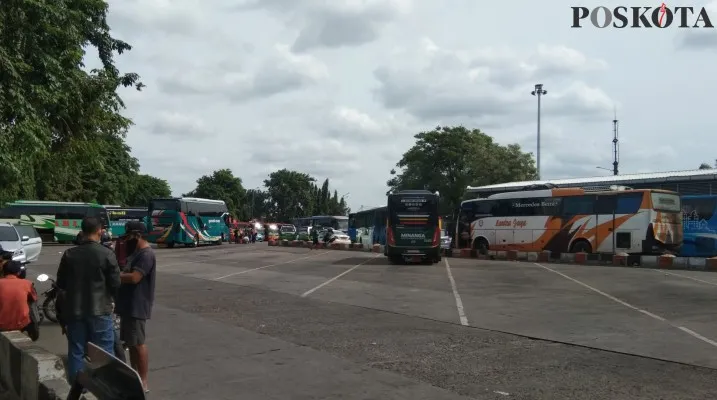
388 126 537 218
0 0 142 202
264 169 315 221
698 160 717 169
244 188 270 220
126 175 172 207
184 169 245 217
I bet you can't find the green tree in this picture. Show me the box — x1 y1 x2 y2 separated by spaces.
698 160 717 169
184 169 245 217
0 0 142 202
387 126 537 218
126 175 172 207
244 188 269 220
264 169 315 221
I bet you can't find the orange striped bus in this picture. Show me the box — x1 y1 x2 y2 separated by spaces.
457 186 682 255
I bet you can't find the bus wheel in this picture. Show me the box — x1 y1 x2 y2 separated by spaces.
570 240 592 254
388 256 403 265
167 242 175 249
473 238 489 255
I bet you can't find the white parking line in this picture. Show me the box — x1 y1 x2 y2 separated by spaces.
214 251 331 280
444 258 469 326
657 270 717 287
534 262 717 349
301 254 380 297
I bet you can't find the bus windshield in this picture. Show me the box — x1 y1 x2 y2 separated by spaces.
150 199 180 211
389 195 438 225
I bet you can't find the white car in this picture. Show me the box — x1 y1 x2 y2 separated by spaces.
15 225 42 262
320 229 351 245
0 223 42 263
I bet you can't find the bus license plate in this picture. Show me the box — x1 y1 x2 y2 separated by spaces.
410 256 422 262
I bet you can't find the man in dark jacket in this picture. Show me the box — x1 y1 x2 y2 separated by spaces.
56 217 121 384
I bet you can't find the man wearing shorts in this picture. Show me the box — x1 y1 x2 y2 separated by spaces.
117 221 156 393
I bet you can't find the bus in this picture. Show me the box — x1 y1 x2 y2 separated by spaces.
348 206 387 245
292 216 349 231
146 197 230 248
0 200 110 243
457 186 682 255
385 190 441 264
681 195 717 257
104 206 148 237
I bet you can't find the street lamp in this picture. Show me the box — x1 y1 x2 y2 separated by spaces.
531 84 547 180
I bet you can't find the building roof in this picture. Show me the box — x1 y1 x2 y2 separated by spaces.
467 169 717 193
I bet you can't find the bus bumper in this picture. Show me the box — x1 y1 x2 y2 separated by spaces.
386 245 442 261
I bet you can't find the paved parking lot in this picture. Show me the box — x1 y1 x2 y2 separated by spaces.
28 243 717 399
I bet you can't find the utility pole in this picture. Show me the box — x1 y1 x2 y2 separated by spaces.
612 107 619 176
531 84 547 179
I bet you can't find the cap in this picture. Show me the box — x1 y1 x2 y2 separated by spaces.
3 260 23 275
124 221 146 235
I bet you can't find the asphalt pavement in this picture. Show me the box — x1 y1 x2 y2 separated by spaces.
27 243 717 399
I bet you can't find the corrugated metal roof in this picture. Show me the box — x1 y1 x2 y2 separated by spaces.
467 169 717 193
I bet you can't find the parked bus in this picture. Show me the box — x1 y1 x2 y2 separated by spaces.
681 195 717 257
292 216 349 231
348 206 387 245
457 186 682 255
385 190 441 264
104 206 148 237
0 201 110 243
146 197 230 247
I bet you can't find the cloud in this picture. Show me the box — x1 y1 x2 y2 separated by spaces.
156 44 328 102
233 0 411 52
675 1 717 51
373 39 614 127
149 112 213 140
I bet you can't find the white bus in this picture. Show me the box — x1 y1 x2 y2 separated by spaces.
457 186 682 255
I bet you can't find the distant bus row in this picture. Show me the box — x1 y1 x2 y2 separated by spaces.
348 187 717 258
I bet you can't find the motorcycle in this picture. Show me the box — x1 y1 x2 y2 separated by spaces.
36 274 58 323
36 274 129 362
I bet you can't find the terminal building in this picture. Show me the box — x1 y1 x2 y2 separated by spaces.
466 169 717 198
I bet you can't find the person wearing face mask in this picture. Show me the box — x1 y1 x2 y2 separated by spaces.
116 221 155 393
55 217 121 385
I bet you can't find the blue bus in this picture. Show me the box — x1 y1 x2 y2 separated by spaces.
348 206 387 245
681 195 717 257
146 197 230 248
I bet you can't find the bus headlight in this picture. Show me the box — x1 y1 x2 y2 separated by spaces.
269 224 277 230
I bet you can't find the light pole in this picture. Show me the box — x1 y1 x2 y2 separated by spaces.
531 84 547 180
249 186 260 220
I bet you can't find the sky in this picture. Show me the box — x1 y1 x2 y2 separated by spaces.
98 0 717 211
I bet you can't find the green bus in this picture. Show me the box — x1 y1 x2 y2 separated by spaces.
104 206 148 237
0 200 110 243
385 190 441 264
146 197 230 248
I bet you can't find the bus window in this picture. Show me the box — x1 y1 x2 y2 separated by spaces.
683 197 717 221
616 193 643 214
562 196 594 215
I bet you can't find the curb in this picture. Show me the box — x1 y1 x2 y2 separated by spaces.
265 241 717 271
0 331 84 400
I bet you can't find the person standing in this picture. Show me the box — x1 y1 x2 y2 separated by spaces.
55 217 120 384
117 221 156 393
310 225 319 249
0 260 39 341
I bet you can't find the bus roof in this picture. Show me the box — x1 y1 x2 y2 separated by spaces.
466 169 717 194
349 206 386 216
391 190 437 196
104 205 147 210
462 187 677 203
151 197 227 205
8 200 103 207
